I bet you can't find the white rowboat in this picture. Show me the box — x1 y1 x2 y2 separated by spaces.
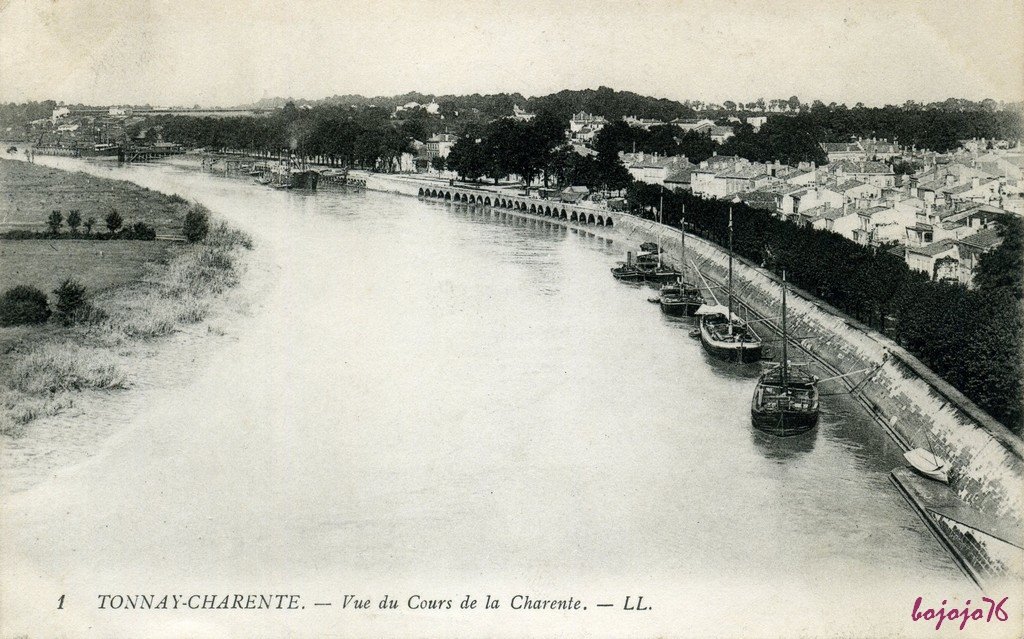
904 447 949 483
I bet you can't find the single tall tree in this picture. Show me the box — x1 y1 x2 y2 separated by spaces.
47 210 63 235
105 209 123 234
67 210 82 235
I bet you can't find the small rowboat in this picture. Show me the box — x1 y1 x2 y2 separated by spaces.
904 448 949 483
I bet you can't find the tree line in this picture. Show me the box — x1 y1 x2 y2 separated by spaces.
150 103 425 171
625 182 1022 433
443 114 632 191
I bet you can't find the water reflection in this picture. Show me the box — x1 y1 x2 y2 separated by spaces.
699 349 765 380
750 425 819 461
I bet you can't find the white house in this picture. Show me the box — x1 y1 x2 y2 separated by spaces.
746 116 768 132
424 133 458 159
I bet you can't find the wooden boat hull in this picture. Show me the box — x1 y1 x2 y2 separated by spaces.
751 408 819 436
644 270 680 284
660 297 702 317
611 267 645 282
699 317 763 362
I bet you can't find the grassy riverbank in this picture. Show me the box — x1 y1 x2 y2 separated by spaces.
0 159 185 233
0 159 253 436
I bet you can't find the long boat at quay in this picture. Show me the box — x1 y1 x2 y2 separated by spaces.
751 271 819 435
659 205 704 316
696 304 763 363
695 207 762 362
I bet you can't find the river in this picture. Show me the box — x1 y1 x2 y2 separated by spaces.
0 157 987 638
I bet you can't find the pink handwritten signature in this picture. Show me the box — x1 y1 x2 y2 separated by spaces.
912 596 1009 631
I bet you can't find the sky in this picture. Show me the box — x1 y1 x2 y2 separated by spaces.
0 0 1022 107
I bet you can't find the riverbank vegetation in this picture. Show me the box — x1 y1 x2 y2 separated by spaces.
0 161 252 436
626 183 1023 434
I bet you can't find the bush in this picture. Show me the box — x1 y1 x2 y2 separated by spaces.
183 206 210 243
0 285 50 326
106 209 123 234
0 229 48 240
53 279 88 324
123 221 156 241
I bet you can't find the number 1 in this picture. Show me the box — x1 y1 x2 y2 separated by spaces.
58 594 65 609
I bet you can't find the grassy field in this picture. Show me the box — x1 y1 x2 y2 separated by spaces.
0 158 187 234
0 240 172 296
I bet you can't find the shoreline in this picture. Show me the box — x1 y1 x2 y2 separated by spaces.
0 159 262 491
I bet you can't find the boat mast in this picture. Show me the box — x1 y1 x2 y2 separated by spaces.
728 207 734 335
781 270 788 391
680 203 686 283
658 193 664 268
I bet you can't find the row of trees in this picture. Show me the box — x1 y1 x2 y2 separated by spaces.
152 103 423 172
3 210 157 240
624 183 1022 433
443 115 632 192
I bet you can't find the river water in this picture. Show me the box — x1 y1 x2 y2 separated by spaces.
0 157 989 638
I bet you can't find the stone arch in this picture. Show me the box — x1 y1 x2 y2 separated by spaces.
461 193 469 203
529 204 536 213
587 214 596 224
444 192 451 201
484 197 491 206
560 210 568 220
570 211 578 222
596 216 605 226
605 216 613 227
469 195 477 204
418 188 425 196
543 206 551 216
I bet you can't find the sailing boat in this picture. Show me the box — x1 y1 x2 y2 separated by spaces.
695 207 763 362
644 193 679 283
659 204 704 316
751 271 819 435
